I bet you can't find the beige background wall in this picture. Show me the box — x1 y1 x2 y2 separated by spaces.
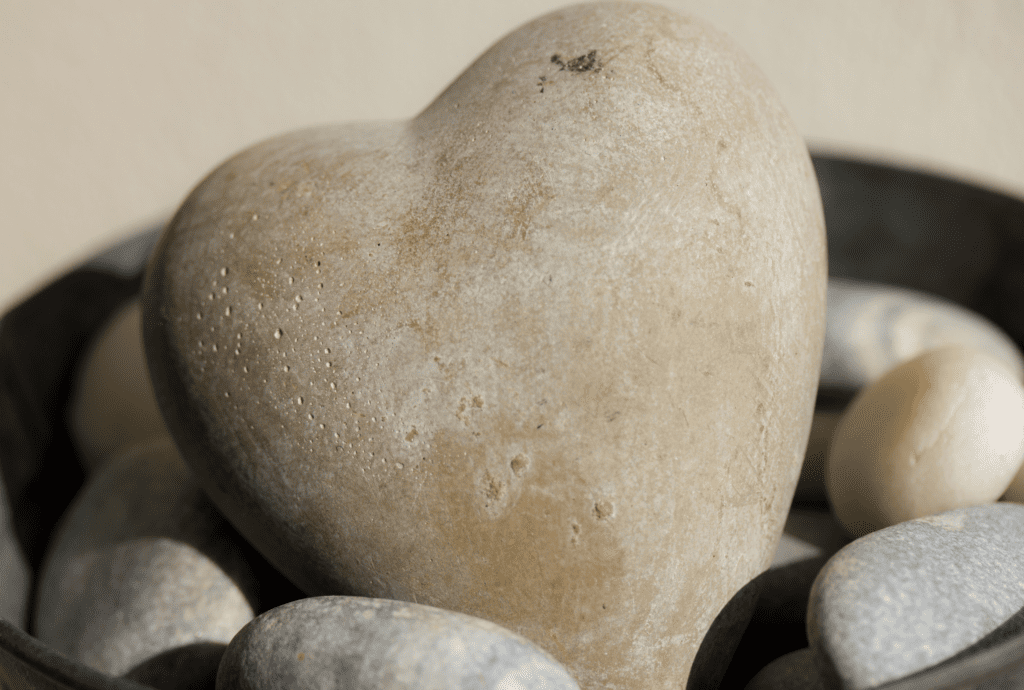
2 1 1022 312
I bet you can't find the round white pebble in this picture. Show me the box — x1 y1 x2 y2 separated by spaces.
826 345 1024 538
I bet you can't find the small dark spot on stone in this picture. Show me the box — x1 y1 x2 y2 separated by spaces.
551 51 600 73
536 424 544 430
510 454 529 476
594 501 614 520
567 50 598 72
745 281 753 287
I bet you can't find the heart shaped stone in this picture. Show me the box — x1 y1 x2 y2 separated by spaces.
143 3 827 687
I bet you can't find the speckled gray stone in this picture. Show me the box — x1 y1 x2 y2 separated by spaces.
0 470 30 629
216 596 581 690
753 508 849 625
821 277 1024 392
34 436 258 685
744 649 827 690
807 503 1024 689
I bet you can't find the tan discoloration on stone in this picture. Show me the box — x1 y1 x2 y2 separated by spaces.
142 4 827 688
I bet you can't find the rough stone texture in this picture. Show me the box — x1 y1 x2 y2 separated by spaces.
34 436 257 683
826 345 1024 539
753 508 849 626
0 467 30 629
142 3 828 688
217 596 580 690
821 277 1024 392
807 504 1024 690
744 649 827 690
69 297 169 473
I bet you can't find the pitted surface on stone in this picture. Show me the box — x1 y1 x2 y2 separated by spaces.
34 437 256 680
807 503 1024 690
216 596 580 690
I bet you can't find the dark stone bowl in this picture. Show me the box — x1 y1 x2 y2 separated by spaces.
3 153 1024 689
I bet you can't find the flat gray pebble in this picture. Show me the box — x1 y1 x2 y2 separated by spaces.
216 596 581 690
807 503 1024 689
744 649 827 690
34 437 258 685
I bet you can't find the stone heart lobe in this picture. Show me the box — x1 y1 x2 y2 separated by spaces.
143 3 827 688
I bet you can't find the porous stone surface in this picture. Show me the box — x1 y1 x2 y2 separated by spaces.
69 297 168 472
821 277 1024 392
0 471 30 629
826 345 1024 538
142 3 828 688
217 596 580 690
753 508 849 625
34 436 257 682
807 503 1024 690
744 649 827 690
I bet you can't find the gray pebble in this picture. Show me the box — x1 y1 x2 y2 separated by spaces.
216 596 581 690
822 277 1023 391
1 471 30 629
807 503 1024 689
754 508 849 625
744 649 827 690
34 437 258 685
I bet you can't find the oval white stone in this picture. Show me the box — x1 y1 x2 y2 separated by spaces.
826 345 1024 538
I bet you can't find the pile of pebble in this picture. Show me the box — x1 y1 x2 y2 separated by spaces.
5 275 1024 690
745 278 1024 690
